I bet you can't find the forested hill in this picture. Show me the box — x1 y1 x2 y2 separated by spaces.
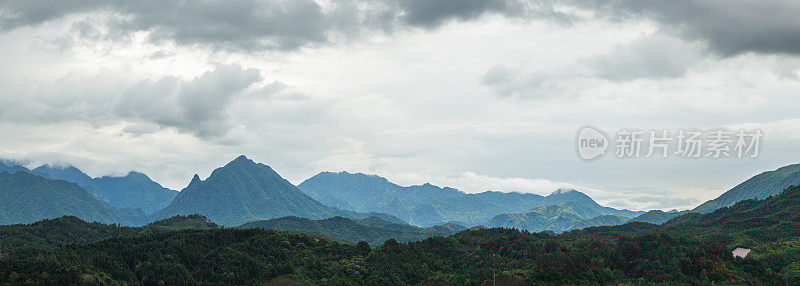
238 216 465 245
0 214 218 257
667 184 800 246
0 225 781 284
0 171 120 225
628 209 688 225
692 163 800 213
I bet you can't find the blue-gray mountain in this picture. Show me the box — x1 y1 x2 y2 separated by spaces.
32 164 178 214
90 172 177 213
32 164 93 186
692 163 800 213
0 161 30 175
0 171 122 225
298 171 642 227
152 156 403 227
485 190 638 233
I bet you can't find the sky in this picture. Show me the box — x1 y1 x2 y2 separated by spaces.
1 0 799 211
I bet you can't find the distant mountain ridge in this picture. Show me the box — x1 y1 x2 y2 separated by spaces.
152 156 404 227
32 164 93 186
90 172 177 213
692 163 800 213
298 172 642 227
31 164 177 214
0 171 122 225
485 189 635 233
629 210 689 225
0 161 30 175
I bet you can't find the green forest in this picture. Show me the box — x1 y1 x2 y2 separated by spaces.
2 186 800 285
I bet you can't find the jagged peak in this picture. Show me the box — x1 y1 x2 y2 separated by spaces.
188 174 202 188
223 155 261 169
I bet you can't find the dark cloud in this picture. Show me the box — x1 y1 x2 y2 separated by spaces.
3 0 800 56
1 0 336 51
0 0 569 51
115 64 261 138
115 0 329 51
576 0 800 56
399 0 526 28
0 0 107 29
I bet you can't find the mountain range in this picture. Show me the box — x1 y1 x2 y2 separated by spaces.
32 164 177 214
151 155 402 226
485 201 630 233
298 172 641 227
2 156 800 284
2 155 800 245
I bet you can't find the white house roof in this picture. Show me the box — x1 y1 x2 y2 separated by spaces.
732 247 751 258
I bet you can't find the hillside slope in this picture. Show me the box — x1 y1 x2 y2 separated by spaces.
0 172 120 225
693 163 800 213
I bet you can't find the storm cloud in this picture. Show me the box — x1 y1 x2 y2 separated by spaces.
0 0 565 51
3 0 800 56
575 0 800 56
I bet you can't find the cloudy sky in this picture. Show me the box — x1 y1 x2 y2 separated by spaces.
2 0 799 211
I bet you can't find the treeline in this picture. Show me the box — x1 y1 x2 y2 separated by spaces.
0 214 217 257
0 227 780 285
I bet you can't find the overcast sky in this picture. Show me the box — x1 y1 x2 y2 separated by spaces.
1 0 799 211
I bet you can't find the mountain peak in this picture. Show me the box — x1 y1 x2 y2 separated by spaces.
545 188 598 206
125 171 150 180
32 163 93 186
223 155 260 169
156 156 340 227
233 155 251 162
550 188 578 196
188 174 202 188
